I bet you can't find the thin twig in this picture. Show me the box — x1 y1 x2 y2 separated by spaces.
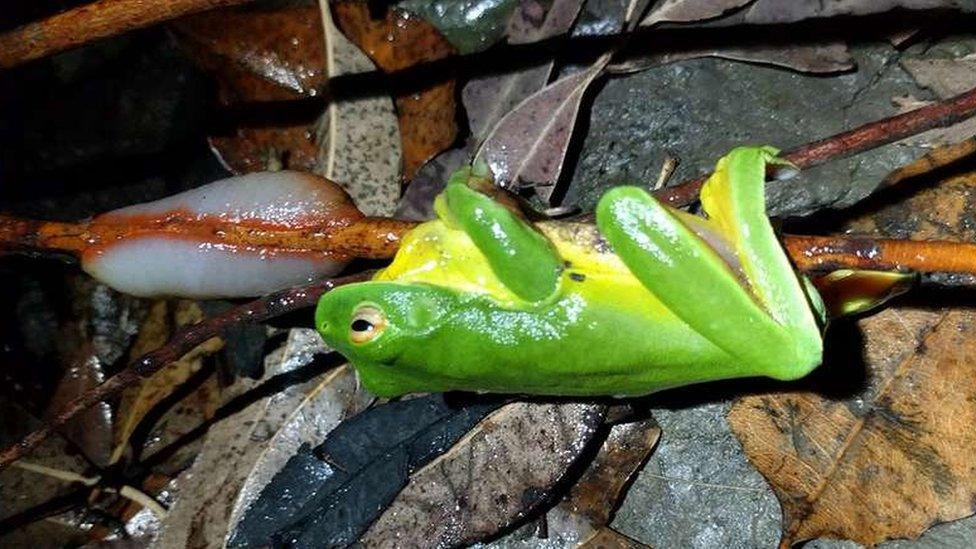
654 85 976 207
0 270 372 471
0 0 256 68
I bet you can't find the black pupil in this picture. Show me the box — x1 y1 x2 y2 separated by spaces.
351 318 374 333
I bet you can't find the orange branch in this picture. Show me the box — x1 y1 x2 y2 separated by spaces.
0 0 255 68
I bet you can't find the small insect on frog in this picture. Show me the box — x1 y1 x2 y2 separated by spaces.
315 146 830 397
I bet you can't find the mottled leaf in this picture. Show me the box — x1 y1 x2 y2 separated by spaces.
729 162 976 547
172 6 326 173
641 0 751 26
333 2 458 181
359 402 606 547
316 2 403 216
400 0 520 54
475 57 609 203
153 329 334 549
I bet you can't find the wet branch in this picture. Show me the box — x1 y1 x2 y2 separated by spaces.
0 0 256 68
655 85 976 207
0 270 372 471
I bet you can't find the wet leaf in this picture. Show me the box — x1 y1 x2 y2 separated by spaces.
111 301 223 465
172 6 326 173
231 393 502 547
400 0 520 54
729 163 976 546
316 2 403 216
333 2 458 181
641 0 752 26
463 0 585 142
226 365 373 545
899 55 976 147
153 329 332 549
475 57 609 203
359 402 607 547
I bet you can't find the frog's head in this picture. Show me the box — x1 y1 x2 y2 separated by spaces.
315 282 464 394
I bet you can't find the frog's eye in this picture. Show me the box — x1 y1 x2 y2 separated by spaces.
349 305 387 344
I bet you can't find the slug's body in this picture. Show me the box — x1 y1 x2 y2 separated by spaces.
316 147 827 397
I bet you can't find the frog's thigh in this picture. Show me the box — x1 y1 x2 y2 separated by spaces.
595 186 792 373
443 182 562 302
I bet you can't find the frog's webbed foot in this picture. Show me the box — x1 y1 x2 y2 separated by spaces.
437 167 563 303
596 147 822 380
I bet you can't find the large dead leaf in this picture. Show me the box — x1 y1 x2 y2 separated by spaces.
475 57 609 204
729 165 976 546
316 1 402 216
332 2 458 181
153 329 334 549
359 402 606 547
172 6 326 173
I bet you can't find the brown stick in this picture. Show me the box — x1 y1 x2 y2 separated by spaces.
0 270 371 471
654 85 976 207
0 0 255 68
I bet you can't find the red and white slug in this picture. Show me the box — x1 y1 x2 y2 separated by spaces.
79 171 364 298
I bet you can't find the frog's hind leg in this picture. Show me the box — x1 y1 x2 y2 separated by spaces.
440 176 563 302
595 151 821 380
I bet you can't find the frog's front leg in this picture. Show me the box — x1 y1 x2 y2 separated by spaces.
437 171 563 302
596 147 822 381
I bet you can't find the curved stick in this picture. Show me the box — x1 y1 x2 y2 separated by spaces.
0 270 371 471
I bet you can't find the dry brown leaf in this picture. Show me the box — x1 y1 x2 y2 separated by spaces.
110 301 223 465
172 6 326 173
333 2 458 181
730 164 976 546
